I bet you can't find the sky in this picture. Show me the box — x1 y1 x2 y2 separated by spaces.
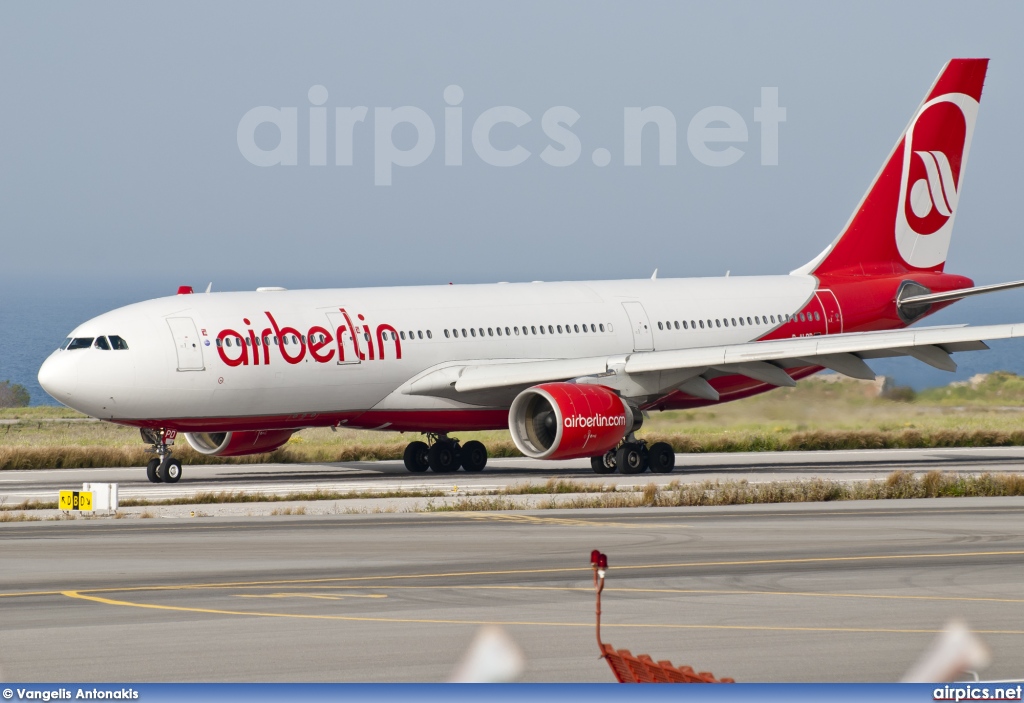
2 1 1023 292
2 2 1024 400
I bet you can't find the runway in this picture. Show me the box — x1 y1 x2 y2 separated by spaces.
2 499 1024 682
4 446 1024 503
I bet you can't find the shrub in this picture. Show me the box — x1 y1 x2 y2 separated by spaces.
0 381 30 408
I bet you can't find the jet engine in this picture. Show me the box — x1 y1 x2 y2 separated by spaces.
184 429 296 457
508 382 638 460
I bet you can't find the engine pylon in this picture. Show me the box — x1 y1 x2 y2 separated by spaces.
590 549 735 684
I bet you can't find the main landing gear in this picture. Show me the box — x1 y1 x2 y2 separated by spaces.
402 434 488 473
141 428 183 484
590 438 675 475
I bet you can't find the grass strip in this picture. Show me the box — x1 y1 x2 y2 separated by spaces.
424 470 1024 511
3 472 1024 516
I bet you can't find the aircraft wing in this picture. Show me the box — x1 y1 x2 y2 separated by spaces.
403 322 1024 403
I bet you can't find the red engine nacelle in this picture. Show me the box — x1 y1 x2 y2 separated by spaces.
184 429 295 457
508 383 636 460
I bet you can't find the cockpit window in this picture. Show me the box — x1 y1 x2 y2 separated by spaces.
60 338 72 350
67 337 94 350
94 336 111 350
108 335 129 350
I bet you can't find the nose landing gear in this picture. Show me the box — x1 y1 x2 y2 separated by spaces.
141 428 183 484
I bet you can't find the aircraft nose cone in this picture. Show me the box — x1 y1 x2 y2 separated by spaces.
38 352 79 402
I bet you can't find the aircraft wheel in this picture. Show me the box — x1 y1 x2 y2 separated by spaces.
428 442 460 473
146 458 162 483
648 442 675 473
460 440 487 472
161 458 183 484
403 441 430 472
591 453 616 474
616 443 647 474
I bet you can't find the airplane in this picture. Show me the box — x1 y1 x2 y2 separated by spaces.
38 58 1024 484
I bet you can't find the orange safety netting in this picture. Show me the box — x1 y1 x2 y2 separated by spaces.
590 549 734 684
599 644 735 684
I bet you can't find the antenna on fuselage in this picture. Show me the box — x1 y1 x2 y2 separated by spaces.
650 269 658 280
205 282 212 293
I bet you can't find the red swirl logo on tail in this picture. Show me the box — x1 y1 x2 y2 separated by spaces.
895 94 977 268
909 150 958 220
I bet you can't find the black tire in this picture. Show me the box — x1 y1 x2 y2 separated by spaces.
146 458 162 483
403 441 430 472
162 458 183 484
648 442 675 473
428 442 459 472
460 440 487 472
591 454 616 474
616 443 647 474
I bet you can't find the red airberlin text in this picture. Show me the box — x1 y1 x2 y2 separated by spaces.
215 309 401 368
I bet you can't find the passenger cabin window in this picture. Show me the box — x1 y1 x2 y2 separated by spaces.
67 337 94 350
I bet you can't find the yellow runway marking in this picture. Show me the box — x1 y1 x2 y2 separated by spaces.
235 592 387 601
59 590 1024 635
4 548 1024 600
235 583 1024 605
0 590 64 598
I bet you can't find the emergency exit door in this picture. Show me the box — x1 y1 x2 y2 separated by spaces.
166 317 205 371
621 301 654 352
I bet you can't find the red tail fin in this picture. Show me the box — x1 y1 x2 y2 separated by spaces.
795 59 988 279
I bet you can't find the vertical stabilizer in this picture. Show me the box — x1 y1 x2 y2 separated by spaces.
794 59 988 278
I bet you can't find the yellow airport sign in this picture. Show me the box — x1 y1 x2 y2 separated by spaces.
59 490 93 511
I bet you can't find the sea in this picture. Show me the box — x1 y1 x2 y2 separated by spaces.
2 279 1024 406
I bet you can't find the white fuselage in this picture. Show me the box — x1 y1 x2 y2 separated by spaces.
39 275 820 429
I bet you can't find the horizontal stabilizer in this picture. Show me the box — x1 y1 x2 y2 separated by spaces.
898 278 1024 307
